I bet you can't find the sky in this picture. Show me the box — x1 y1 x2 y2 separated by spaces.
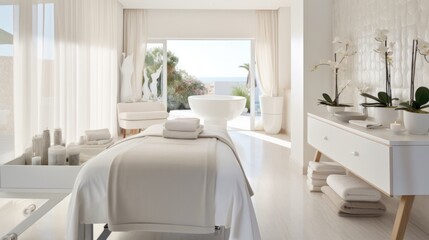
0 5 13 56
166 40 251 79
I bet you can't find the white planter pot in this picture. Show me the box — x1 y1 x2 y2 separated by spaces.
260 96 283 134
373 107 399 127
403 111 429 135
326 105 345 114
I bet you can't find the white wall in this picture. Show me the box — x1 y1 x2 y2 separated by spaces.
332 0 429 234
146 10 256 39
290 0 332 171
278 7 291 134
146 9 291 132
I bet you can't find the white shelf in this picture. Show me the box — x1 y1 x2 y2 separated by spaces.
0 155 82 191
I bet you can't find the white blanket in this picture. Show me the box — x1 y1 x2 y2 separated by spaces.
327 175 382 202
66 126 260 240
108 137 217 234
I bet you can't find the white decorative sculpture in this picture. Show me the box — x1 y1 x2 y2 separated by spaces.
142 68 151 101
120 54 134 102
149 66 163 99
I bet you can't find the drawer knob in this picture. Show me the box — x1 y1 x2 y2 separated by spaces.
351 151 359 156
323 136 328 140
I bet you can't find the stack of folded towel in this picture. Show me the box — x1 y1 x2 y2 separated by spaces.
163 118 203 139
84 128 113 145
307 161 346 192
322 174 386 217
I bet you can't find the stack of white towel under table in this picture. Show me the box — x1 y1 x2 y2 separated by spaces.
163 118 203 139
322 174 386 217
306 161 346 192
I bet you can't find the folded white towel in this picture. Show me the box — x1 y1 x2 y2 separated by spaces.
307 167 330 179
86 138 113 145
327 175 382 202
307 178 327 187
162 126 203 139
306 180 322 192
85 128 111 141
349 120 382 129
308 161 346 174
164 118 201 132
307 167 345 180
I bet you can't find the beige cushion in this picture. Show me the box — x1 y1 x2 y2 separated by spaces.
119 111 168 121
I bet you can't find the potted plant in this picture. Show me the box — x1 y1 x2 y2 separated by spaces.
361 29 399 126
312 37 356 113
396 39 429 134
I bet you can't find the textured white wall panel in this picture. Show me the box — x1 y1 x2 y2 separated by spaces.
333 0 429 234
333 0 429 106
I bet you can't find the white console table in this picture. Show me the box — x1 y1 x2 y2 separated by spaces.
307 113 429 240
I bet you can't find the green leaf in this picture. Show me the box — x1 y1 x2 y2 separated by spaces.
415 87 429 106
360 93 384 104
322 93 333 103
317 100 332 106
361 103 385 107
377 92 389 104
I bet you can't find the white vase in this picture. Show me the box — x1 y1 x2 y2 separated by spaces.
326 105 345 114
260 96 283 134
403 111 429 135
373 107 399 127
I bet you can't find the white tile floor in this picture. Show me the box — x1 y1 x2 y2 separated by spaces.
3 130 429 240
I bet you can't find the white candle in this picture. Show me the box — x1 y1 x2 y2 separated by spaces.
67 145 81 166
390 121 402 133
32 156 41 165
48 145 67 165
54 128 62 146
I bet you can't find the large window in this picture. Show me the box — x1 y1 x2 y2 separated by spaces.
144 39 259 129
0 4 14 163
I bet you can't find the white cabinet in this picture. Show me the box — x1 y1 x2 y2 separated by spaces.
307 113 429 240
308 116 391 194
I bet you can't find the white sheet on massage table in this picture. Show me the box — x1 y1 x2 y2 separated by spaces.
66 136 261 240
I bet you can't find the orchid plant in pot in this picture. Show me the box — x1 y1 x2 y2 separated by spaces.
395 38 429 134
360 29 399 126
312 37 356 113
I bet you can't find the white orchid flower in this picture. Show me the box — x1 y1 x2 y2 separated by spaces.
355 83 372 94
375 44 388 54
375 29 388 42
417 38 429 56
332 37 342 44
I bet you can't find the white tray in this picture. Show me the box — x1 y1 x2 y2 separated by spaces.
0 155 82 191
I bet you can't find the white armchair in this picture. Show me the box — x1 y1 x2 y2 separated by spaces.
117 102 168 138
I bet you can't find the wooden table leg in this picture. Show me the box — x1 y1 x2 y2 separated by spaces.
314 150 322 162
391 195 415 240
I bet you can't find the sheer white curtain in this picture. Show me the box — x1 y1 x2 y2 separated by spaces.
13 0 121 154
123 9 147 101
255 10 279 97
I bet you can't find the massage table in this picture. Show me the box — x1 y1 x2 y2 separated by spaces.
66 125 261 240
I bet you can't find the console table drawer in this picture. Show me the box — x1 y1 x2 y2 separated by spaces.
308 117 391 194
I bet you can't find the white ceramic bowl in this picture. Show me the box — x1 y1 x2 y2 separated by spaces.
188 95 246 128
